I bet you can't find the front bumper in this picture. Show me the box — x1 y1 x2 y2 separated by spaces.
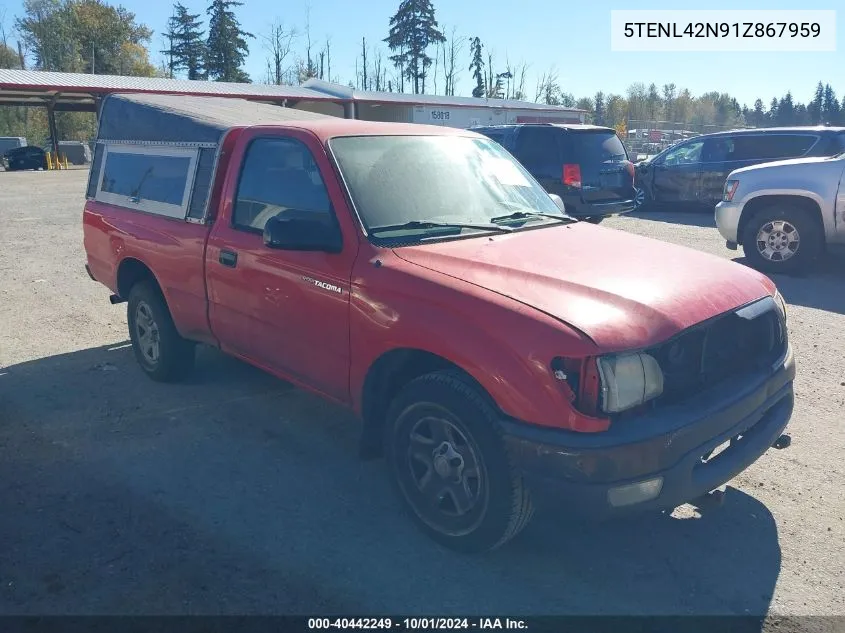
501 345 795 518
715 200 744 243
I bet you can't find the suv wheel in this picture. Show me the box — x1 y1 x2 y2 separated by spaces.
741 205 823 274
384 370 533 553
127 281 195 382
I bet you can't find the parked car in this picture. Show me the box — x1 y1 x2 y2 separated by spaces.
0 136 27 156
84 93 794 552
473 124 636 223
635 127 845 211
4 146 46 171
715 153 845 273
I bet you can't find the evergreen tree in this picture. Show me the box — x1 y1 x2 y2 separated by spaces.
161 9 178 78
384 0 445 94
170 3 206 80
752 99 765 127
205 0 252 82
777 92 794 125
468 36 484 98
808 81 824 124
822 84 840 125
768 97 779 125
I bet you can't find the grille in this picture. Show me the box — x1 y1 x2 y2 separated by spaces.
648 299 786 406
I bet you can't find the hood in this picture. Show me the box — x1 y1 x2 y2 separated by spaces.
393 223 774 351
730 154 842 177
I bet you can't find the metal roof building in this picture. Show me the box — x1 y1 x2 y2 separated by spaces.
0 70 586 154
301 78 586 127
0 69 338 111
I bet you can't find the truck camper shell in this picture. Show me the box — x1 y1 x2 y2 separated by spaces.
88 93 332 221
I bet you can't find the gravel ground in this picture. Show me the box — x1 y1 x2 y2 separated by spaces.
0 170 843 626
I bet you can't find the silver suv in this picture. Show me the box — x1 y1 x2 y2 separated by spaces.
715 154 845 273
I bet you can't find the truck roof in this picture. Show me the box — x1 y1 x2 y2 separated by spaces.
98 93 479 146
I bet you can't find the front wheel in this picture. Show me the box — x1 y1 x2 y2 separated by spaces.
633 186 652 211
385 371 533 553
741 205 823 274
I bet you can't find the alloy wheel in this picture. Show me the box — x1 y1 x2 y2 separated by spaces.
134 301 161 364
402 413 486 533
756 220 800 262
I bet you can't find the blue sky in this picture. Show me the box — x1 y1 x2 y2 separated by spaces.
2 0 843 106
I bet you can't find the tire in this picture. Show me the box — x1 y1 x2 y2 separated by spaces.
127 281 195 382
633 186 653 212
741 204 824 274
384 370 533 553
583 216 604 225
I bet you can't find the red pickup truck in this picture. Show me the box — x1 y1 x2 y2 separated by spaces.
84 93 795 552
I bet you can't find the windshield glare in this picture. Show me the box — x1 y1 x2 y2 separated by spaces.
329 135 565 236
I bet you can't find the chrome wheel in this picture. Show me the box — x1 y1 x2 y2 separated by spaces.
756 220 799 262
134 301 160 364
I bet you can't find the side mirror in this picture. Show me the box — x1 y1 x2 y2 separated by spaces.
263 213 342 253
549 193 566 212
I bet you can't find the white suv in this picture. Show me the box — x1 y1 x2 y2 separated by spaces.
715 153 845 273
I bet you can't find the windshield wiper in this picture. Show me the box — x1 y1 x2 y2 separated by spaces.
489 210 577 225
369 220 514 235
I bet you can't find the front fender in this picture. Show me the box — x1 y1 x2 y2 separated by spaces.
738 189 832 236
349 259 603 432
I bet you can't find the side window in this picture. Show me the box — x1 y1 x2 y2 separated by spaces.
733 134 817 161
661 140 704 166
701 137 734 163
513 128 559 170
233 137 332 233
96 145 198 219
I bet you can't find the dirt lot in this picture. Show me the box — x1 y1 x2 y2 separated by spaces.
1 170 843 623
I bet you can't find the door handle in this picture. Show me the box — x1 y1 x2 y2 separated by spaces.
219 249 238 268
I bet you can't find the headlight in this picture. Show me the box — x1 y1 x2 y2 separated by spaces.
596 352 664 414
723 179 739 201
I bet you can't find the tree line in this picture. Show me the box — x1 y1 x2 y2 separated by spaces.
1 0 844 142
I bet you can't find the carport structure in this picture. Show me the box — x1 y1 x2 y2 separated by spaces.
0 69 586 158
0 69 345 159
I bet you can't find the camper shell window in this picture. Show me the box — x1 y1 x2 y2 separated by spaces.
95 145 199 219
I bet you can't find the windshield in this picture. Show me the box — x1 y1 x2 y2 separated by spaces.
329 135 566 239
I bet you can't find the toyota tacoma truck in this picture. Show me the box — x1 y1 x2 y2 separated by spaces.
84 93 795 552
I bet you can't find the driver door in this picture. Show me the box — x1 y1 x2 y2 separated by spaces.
652 139 704 206
205 132 355 401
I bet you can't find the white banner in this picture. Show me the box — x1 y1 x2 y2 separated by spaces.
610 10 836 52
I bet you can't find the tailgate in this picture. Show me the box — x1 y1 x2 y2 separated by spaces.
564 130 635 203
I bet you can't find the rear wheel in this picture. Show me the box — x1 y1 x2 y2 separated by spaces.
385 371 533 553
741 204 823 274
127 281 195 382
